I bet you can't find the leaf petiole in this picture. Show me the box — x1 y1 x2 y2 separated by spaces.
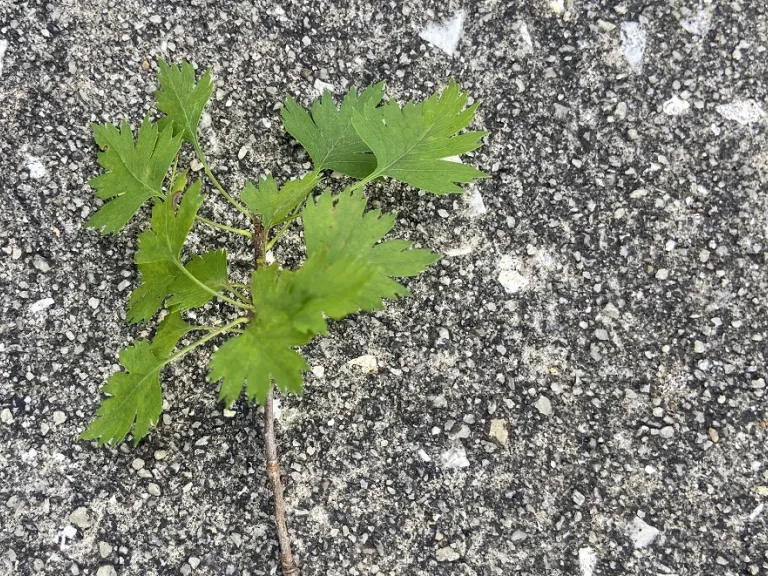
174 260 254 311
193 141 251 217
164 317 249 365
195 215 252 238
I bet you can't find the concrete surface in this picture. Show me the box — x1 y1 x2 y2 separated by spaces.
1 1 767 575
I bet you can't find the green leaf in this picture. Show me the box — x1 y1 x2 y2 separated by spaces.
351 79 488 194
151 312 194 357
281 83 385 178
167 249 228 311
302 188 440 309
80 341 164 446
86 117 183 234
128 180 215 323
155 58 214 144
209 317 309 406
242 172 319 229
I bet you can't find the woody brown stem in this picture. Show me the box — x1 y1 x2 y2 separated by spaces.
265 385 300 575
254 217 298 574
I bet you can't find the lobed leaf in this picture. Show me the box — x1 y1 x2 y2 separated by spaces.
86 117 183 234
351 79 488 194
128 180 230 322
302 188 441 309
155 58 214 144
242 172 319 229
281 83 385 178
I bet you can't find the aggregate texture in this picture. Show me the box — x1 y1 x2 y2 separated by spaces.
1 1 767 575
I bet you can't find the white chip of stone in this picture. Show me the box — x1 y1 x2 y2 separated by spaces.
662 95 690 116
0 408 13 424
223 408 236 418
58 525 77 551
534 395 553 416
88 297 100 309
497 256 529 294
489 419 508 446
96 566 117 576
693 340 705 353
549 0 565 14
0 39 8 77
716 100 766 126
749 503 765 521
24 293 51 315
25 156 47 179
347 354 378 373
68 507 93 529
680 9 712 36
419 10 466 56
52 411 67 424
311 365 325 379
148 483 161 496
435 545 461 562
237 146 248 160
578 546 598 576
655 268 669 280
149 15 162 24
620 22 646 73
660 426 675 439
117 279 131 291
464 186 487 217
519 21 533 52
440 445 470 469
594 328 609 341
626 516 659 549
98 541 113 558
313 78 334 95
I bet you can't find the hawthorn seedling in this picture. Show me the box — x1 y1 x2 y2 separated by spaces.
82 59 488 574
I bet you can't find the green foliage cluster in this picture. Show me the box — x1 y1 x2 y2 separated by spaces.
82 60 487 446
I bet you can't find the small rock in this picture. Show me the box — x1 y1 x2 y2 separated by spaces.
98 541 113 558
572 490 586 506
708 428 719 443
440 446 470 469
96 566 117 576
1 409 13 424
33 255 51 272
311 365 325 378
154 450 168 460
88 297 100 309
489 419 508 446
626 516 659 549
534 396 553 416
659 426 675 439
190 159 204 171
131 458 145 471
348 354 378 373
594 328 609 341
432 395 447 408
148 483 161 497
693 340 705 353
223 408 236 418
68 507 93 529
29 298 55 314
117 280 131 291
511 530 528 542
662 95 690 116
435 545 461 562
149 14 162 24
52 411 67 424
237 146 248 160
655 268 669 280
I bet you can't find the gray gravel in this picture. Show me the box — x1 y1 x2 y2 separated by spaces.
1 1 767 575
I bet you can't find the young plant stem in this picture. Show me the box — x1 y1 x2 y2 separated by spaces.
252 216 298 574
265 385 299 576
195 215 252 238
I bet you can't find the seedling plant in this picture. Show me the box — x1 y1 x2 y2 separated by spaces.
82 59 487 574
